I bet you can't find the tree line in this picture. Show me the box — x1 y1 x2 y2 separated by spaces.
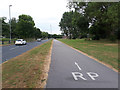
59 1 120 41
2 14 49 39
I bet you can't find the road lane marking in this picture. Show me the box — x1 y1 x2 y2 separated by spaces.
75 62 82 71
9 47 18 50
9 45 27 50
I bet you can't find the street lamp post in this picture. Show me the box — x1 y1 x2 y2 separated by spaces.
50 24 52 34
9 5 12 43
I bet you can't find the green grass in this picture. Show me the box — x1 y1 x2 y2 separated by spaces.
2 39 53 88
2 38 17 41
58 39 118 70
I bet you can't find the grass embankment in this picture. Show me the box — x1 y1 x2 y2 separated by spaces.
2 39 53 88
0 38 17 46
58 39 118 71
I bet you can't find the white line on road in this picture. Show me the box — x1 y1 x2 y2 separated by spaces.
9 45 27 50
9 47 19 50
75 62 82 71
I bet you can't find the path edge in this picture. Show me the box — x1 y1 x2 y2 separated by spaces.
58 39 118 73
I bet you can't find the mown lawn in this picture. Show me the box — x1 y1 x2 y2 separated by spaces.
2 39 53 88
58 39 118 71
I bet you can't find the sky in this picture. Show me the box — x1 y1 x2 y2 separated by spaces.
0 0 69 34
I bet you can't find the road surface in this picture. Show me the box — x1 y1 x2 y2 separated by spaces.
46 39 118 89
2 39 49 63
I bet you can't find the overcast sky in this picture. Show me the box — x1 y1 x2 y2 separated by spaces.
0 0 69 34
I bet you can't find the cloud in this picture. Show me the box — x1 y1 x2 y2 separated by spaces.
0 0 68 34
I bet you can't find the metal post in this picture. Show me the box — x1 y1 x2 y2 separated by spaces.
9 5 12 43
50 24 52 34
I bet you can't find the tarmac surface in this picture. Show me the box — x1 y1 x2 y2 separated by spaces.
46 39 118 89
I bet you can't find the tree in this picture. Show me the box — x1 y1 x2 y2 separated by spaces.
52 34 63 39
59 11 74 39
2 17 9 38
34 27 42 39
11 18 17 38
66 1 119 40
16 14 35 38
106 3 119 40
41 32 48 39
2 14 50 40
86 2 117 40
59 11 89 39
72 11 89 38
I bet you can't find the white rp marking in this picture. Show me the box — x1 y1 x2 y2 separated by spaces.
72 72 87 80
75 62 82 71
87 72 99 80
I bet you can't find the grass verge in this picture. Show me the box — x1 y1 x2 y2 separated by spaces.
2 39 53 88
58 39 118 71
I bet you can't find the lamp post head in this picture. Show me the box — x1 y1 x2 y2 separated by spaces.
9 5 12 7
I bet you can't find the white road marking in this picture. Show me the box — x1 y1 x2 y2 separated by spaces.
87 72 99 80
75 62 82 71
72 72 87 80
9 47 19 50
72 62 99 81
9 45 27 50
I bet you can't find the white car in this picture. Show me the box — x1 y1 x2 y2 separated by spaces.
15 39 27 45
37 38 42 42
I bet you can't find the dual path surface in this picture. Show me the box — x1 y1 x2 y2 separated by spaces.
1 39 119 89
46 39 118 89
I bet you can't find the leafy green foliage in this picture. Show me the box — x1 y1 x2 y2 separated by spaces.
16 14 35 38
52 34 63 39
34 27 42 39
59 11 89 39
2 17 9 38
11 18 17 38
61 1 119 41
41 32 48 39
2 14 49 39
86 2 119 40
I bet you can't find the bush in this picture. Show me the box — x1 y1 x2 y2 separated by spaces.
92 35 100 40
85 38 92 41
109 35 117 42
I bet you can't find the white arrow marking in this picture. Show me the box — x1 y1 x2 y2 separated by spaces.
75 62 82 71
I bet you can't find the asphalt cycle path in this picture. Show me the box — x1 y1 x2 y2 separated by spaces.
46 39 118 89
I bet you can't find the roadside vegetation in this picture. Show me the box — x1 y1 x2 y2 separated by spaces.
58 1 119 71
1 38 17 46
58 39 118 71
59 2 119 41
2 39 53 88
1 14 51 46
1 15 49 39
